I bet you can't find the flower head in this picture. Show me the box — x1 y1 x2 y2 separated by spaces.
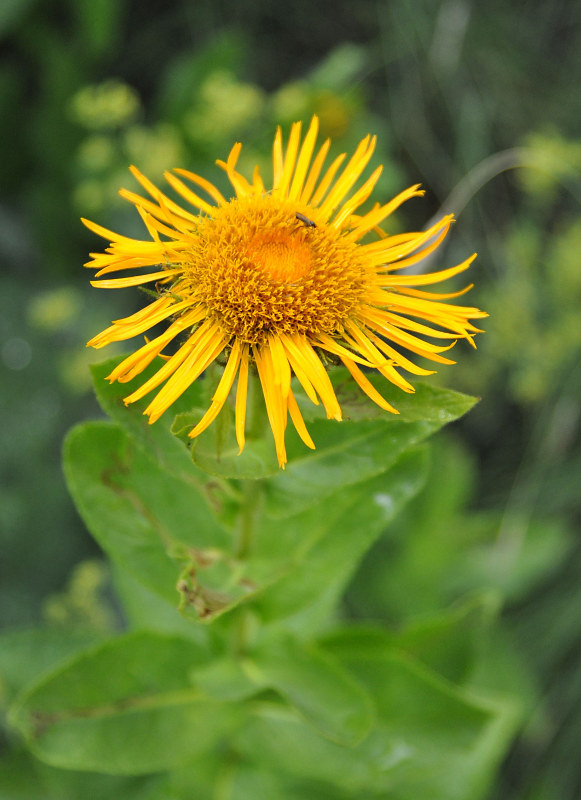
84 117 486 467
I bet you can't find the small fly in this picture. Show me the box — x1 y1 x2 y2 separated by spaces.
295 212 317 229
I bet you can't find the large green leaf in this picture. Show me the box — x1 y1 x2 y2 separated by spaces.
248 638 373 746
234 651 519 799
299 369 477 425
319 592 500 686
173 408 281 480
63 425 423 629
63 421 235 609
0 750 163 800
254 448 428 633
64 420 307 622
91 357 476 498
112 567 210 641
9 631 238 775
264 372 476 518
0 628 102 708
193 636 373 746
180 370 475 487
82 358 476 625
322 636 520 799
225 764 286 800
91 357 230 493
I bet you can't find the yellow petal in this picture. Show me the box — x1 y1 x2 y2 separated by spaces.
341 357 399 414
288 389 315 449
255 345 287 468
173 168 228 206
235 345 250 452
346 185 425 242
310 152 347 207
288 116 319 201
163 171 216 216
188 341 242 438
90 268 181 289
274 121 302 199
318 135 377 219
300 137 331 204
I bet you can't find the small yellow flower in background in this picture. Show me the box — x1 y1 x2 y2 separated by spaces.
84 116 486 468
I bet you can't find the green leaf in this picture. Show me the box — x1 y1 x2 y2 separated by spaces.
92 357 475 497
63 419 425 627
331 367 478 426
63 421 234 609
0 751 45 800
91 357 223 492
322 608 536 749
265 370 477 517
235 652 519 798
9 631 239 775
250 638 374 746
255 448 428 633
320 592 501 686
172 410 281 480
85 358 475 625
226 764 286 799
0 750 164 800
112 567 209 641
0 628 102 708
60 420 310 624
298 368 478 424
193 637 373 746
263 419 427 517
324 640 520 799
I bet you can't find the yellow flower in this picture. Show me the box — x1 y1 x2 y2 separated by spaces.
84 117 486 468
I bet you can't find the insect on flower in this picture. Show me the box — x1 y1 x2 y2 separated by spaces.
295 211 317 228
83 116 486 468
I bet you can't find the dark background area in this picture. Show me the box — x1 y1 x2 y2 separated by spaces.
1 1 581 798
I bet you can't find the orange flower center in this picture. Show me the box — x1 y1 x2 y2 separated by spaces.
248 234 313 284
177 196 368 345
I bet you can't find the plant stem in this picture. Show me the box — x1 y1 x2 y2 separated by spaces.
247 365 268 441
235 479 259 559
234 368 266 560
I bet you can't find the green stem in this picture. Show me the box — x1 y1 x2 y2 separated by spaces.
235 480 260 559
234 369 267 560
247 365 268 441
232 369 269 658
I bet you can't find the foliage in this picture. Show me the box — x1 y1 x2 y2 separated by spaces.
2 0 581 797
1 355 524 798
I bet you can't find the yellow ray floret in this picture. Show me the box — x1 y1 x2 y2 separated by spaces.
83 116 487 468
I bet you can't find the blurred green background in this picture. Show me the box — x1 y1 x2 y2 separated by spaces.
1 1 580 798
